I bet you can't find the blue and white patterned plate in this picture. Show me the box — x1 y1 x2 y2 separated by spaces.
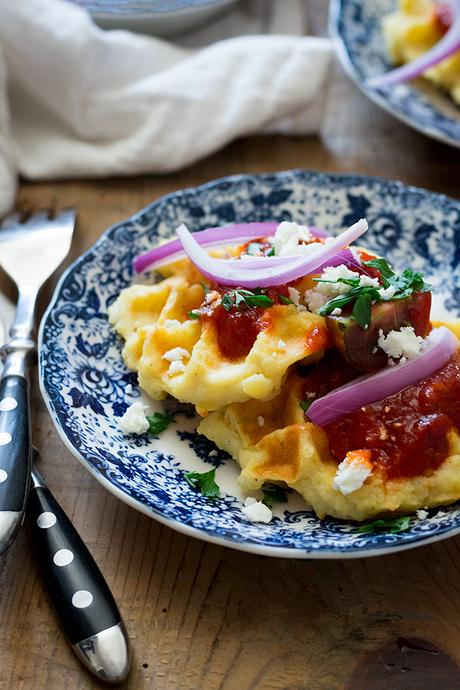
39 170 460 559
330 0 460 148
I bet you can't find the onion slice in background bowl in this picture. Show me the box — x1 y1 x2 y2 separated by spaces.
133 222 328 274
307 326 460 426
368 0 460 89
174 219 368 288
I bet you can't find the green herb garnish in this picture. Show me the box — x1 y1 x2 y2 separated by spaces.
146 412 175 435
188 310 200 319
221 288 275 312
317 259 432 329
352 292 373 329
364 259 432 296
184 469 220 499
267 246 275 257
357 516 411 534
279 295 294 305
299 399 313 412
262 483 289 508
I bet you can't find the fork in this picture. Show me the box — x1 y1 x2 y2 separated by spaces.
0 209 75 553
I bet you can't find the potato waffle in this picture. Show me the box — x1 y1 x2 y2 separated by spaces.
198 373 460 521
109 271 329 414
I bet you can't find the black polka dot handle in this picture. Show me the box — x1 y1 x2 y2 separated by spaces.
27 464 131 683
0 374 32 552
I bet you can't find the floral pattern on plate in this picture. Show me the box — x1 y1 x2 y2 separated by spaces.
39 170 460 558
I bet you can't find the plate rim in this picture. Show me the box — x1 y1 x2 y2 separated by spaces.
329 0 460 150
38 168 460 559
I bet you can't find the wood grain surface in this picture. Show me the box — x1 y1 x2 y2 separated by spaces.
1 4 460 690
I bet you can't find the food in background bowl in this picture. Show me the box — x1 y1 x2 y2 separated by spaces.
109 218 460 523
375 0 460 103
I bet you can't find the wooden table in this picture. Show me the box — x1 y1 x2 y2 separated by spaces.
2 7 460 690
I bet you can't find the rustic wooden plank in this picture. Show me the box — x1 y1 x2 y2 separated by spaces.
0 7 460 689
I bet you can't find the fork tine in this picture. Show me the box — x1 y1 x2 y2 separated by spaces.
55 208 76 227
27 209 52 224
0 212 24 229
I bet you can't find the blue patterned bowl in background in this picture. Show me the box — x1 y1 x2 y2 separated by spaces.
39 170 460 558
70 0 238 35
330 0 460 148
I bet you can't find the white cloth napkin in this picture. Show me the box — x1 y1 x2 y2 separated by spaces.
0 0 332 215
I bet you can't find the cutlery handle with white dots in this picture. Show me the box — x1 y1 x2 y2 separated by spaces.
27 472 130 683
0 374 32 553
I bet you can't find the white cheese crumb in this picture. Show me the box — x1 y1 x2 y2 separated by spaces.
208 450 218 457
257 415 265 427
287 286 307 312
331 308 342 316
270 221 315 257
304 264 380 314
378 285 397 300
377 327 426 363
277 339 286 349
416 509 429 519
167 360 186 376
119 402 149 435
333 454 373 496
162 347 190 362
242 497 273 523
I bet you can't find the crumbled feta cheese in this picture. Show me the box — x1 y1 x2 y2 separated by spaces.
416 509 429 520
242 497 272 523
205 290 220 305
287 286 307 312
304 264 370 313
167 360 186 376
277 339 286 349
331 308 342 316
359 275 380 288
378 285 397 300
162 347 190 362
377 327 426 362
257 415 265 427
333 451 373 496
119 402 149 435
208 450 218 457
270 221 315 257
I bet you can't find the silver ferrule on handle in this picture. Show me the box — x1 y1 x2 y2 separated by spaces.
0 288 38 378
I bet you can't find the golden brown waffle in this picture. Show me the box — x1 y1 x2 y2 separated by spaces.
109 270 329 414
199 372 460 521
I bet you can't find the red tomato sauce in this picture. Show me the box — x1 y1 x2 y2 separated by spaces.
433 2 452 34
302 350 460 480
210 305 270 359
206 286 290 359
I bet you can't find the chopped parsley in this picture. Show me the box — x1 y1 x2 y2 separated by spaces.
146 412 175 435
279 295 294 305
317 260 432 329
184 469 220 499
188 310 200 319
221 288 275 311
262 483 289 508
364 259 432 297
267 246 276 257
357 515 411 534
299 399 313 412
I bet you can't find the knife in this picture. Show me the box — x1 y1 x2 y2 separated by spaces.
27 451 131 683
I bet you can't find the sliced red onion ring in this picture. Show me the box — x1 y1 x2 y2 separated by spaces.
368 0 460 89
307 327 459 426
133 222 327 274
175 219 368 288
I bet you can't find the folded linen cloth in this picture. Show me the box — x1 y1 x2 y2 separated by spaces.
0 0 332 214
